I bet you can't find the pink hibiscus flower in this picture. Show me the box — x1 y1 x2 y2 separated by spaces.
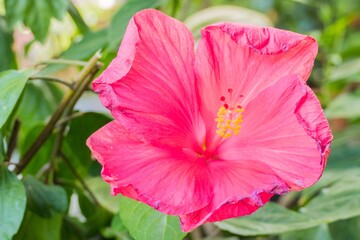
87 9 332 232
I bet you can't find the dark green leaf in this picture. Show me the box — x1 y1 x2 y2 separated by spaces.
329 216 360 240
0 70 28 130
17 81 63 136
13 210 63 240
0 16 17 70
108 0 167 51
119 196 187 240
0 167 26 240
19 124 56 175
5 0 69 42
62 112 111 177
23 176 68 218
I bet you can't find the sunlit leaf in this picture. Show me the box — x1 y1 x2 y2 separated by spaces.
184 5 272 40
0 70 28 130
85 177 121 214
5 0 69 42
119 197 187 240
328 58 360 82
0 167 26 240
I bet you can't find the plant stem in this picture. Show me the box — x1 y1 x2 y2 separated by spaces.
15 52 101 174
59 151 100 206
67 1 90 34
6 119 20 162
38 59 88 67
29 76 75 89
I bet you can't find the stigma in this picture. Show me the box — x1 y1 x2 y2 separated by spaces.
215 89 244 139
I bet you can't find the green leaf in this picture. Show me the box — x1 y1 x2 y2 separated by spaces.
108 0 167 51
328 58 360 82
17 81 63 136
40 30 109 75
0 70 28 130
5 0 69 42
23 176 68 218
85 177 121 214
0 167 27 240
0 16 17 70
62 112 111 177
13 210 63 240
215 202 316 236
325 91 360 118
280 224 333 240
119 196 187 240
329 216 360 240
19 124 56 175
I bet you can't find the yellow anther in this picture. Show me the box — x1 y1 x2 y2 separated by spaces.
215 104 244 139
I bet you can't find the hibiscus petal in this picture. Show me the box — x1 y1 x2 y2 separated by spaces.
86 120 213 215
178 75 331 231
179 161 286 231
195 23 317 142
93 9 204 148
218 75 332 190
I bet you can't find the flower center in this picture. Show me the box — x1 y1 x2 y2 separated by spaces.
215 88 244 139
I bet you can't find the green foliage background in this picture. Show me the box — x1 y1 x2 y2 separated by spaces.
0 0 360 239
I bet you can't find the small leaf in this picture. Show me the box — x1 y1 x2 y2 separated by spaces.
0 167 27 240
85 177 121 214
5 0 69 42
0 70 28 130
108 0 167 51
325 91 360 119
119 196 187 240
0 16 17 70
23 176 68 218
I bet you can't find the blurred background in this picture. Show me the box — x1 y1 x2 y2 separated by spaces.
1 0 360 239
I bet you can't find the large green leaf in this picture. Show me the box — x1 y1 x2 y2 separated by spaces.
23 176 68 218
5 0 69 42
13 210 63 240
215 202 317 236
280 224 333 240
0 167 27 240
0 70 28 130
108 0 167 51
119 197 187 240
329 216 360 240
0 16 17 71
